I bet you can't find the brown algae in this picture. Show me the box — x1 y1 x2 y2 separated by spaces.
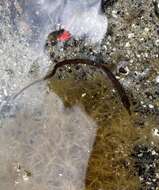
48 73 158 190
48 62 159 189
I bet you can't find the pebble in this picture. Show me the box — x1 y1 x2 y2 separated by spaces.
112 10 118 18
155 75 159 83
128 33 135 39
81 93 87 97
155 39 159 46
148 104 154 109
125 42 130 47
152 128 159 137
23 174 29 181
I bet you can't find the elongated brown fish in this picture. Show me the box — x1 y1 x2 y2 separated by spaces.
13 58 131 114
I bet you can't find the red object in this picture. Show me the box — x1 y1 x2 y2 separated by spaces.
57 30 71 42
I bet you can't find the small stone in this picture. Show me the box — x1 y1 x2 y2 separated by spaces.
81 93 86 97
128 33 134 38
155 39 159 46
144 53 148 58
151 150 157 155
125 42 130 47
112 10 118 18
140 101 144 105
152 128 159 137
155 75 159 83
23 174 29 181
144 28 150 33
140 38 144 42
156 173 159 178
148 104 154 109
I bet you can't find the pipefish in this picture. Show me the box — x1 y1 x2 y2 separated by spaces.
12 59 131 114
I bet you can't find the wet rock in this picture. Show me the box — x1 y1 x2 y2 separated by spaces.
116 60 129 75
155 75 159 83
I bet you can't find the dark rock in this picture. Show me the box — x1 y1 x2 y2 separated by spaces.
101 0 118 11
132 145 159 190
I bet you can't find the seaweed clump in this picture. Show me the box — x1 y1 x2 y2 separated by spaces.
49 74 142 190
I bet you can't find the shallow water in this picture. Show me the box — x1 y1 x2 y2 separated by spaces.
0 1 105 190
0 1 159 190
49 78 159 190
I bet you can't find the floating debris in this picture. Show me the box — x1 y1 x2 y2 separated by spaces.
45 29 71 47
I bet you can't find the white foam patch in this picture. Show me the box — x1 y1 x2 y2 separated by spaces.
0 93 97 190
0 3 98 189
60 0 108 43
0 2 50 114
14 0 108 44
